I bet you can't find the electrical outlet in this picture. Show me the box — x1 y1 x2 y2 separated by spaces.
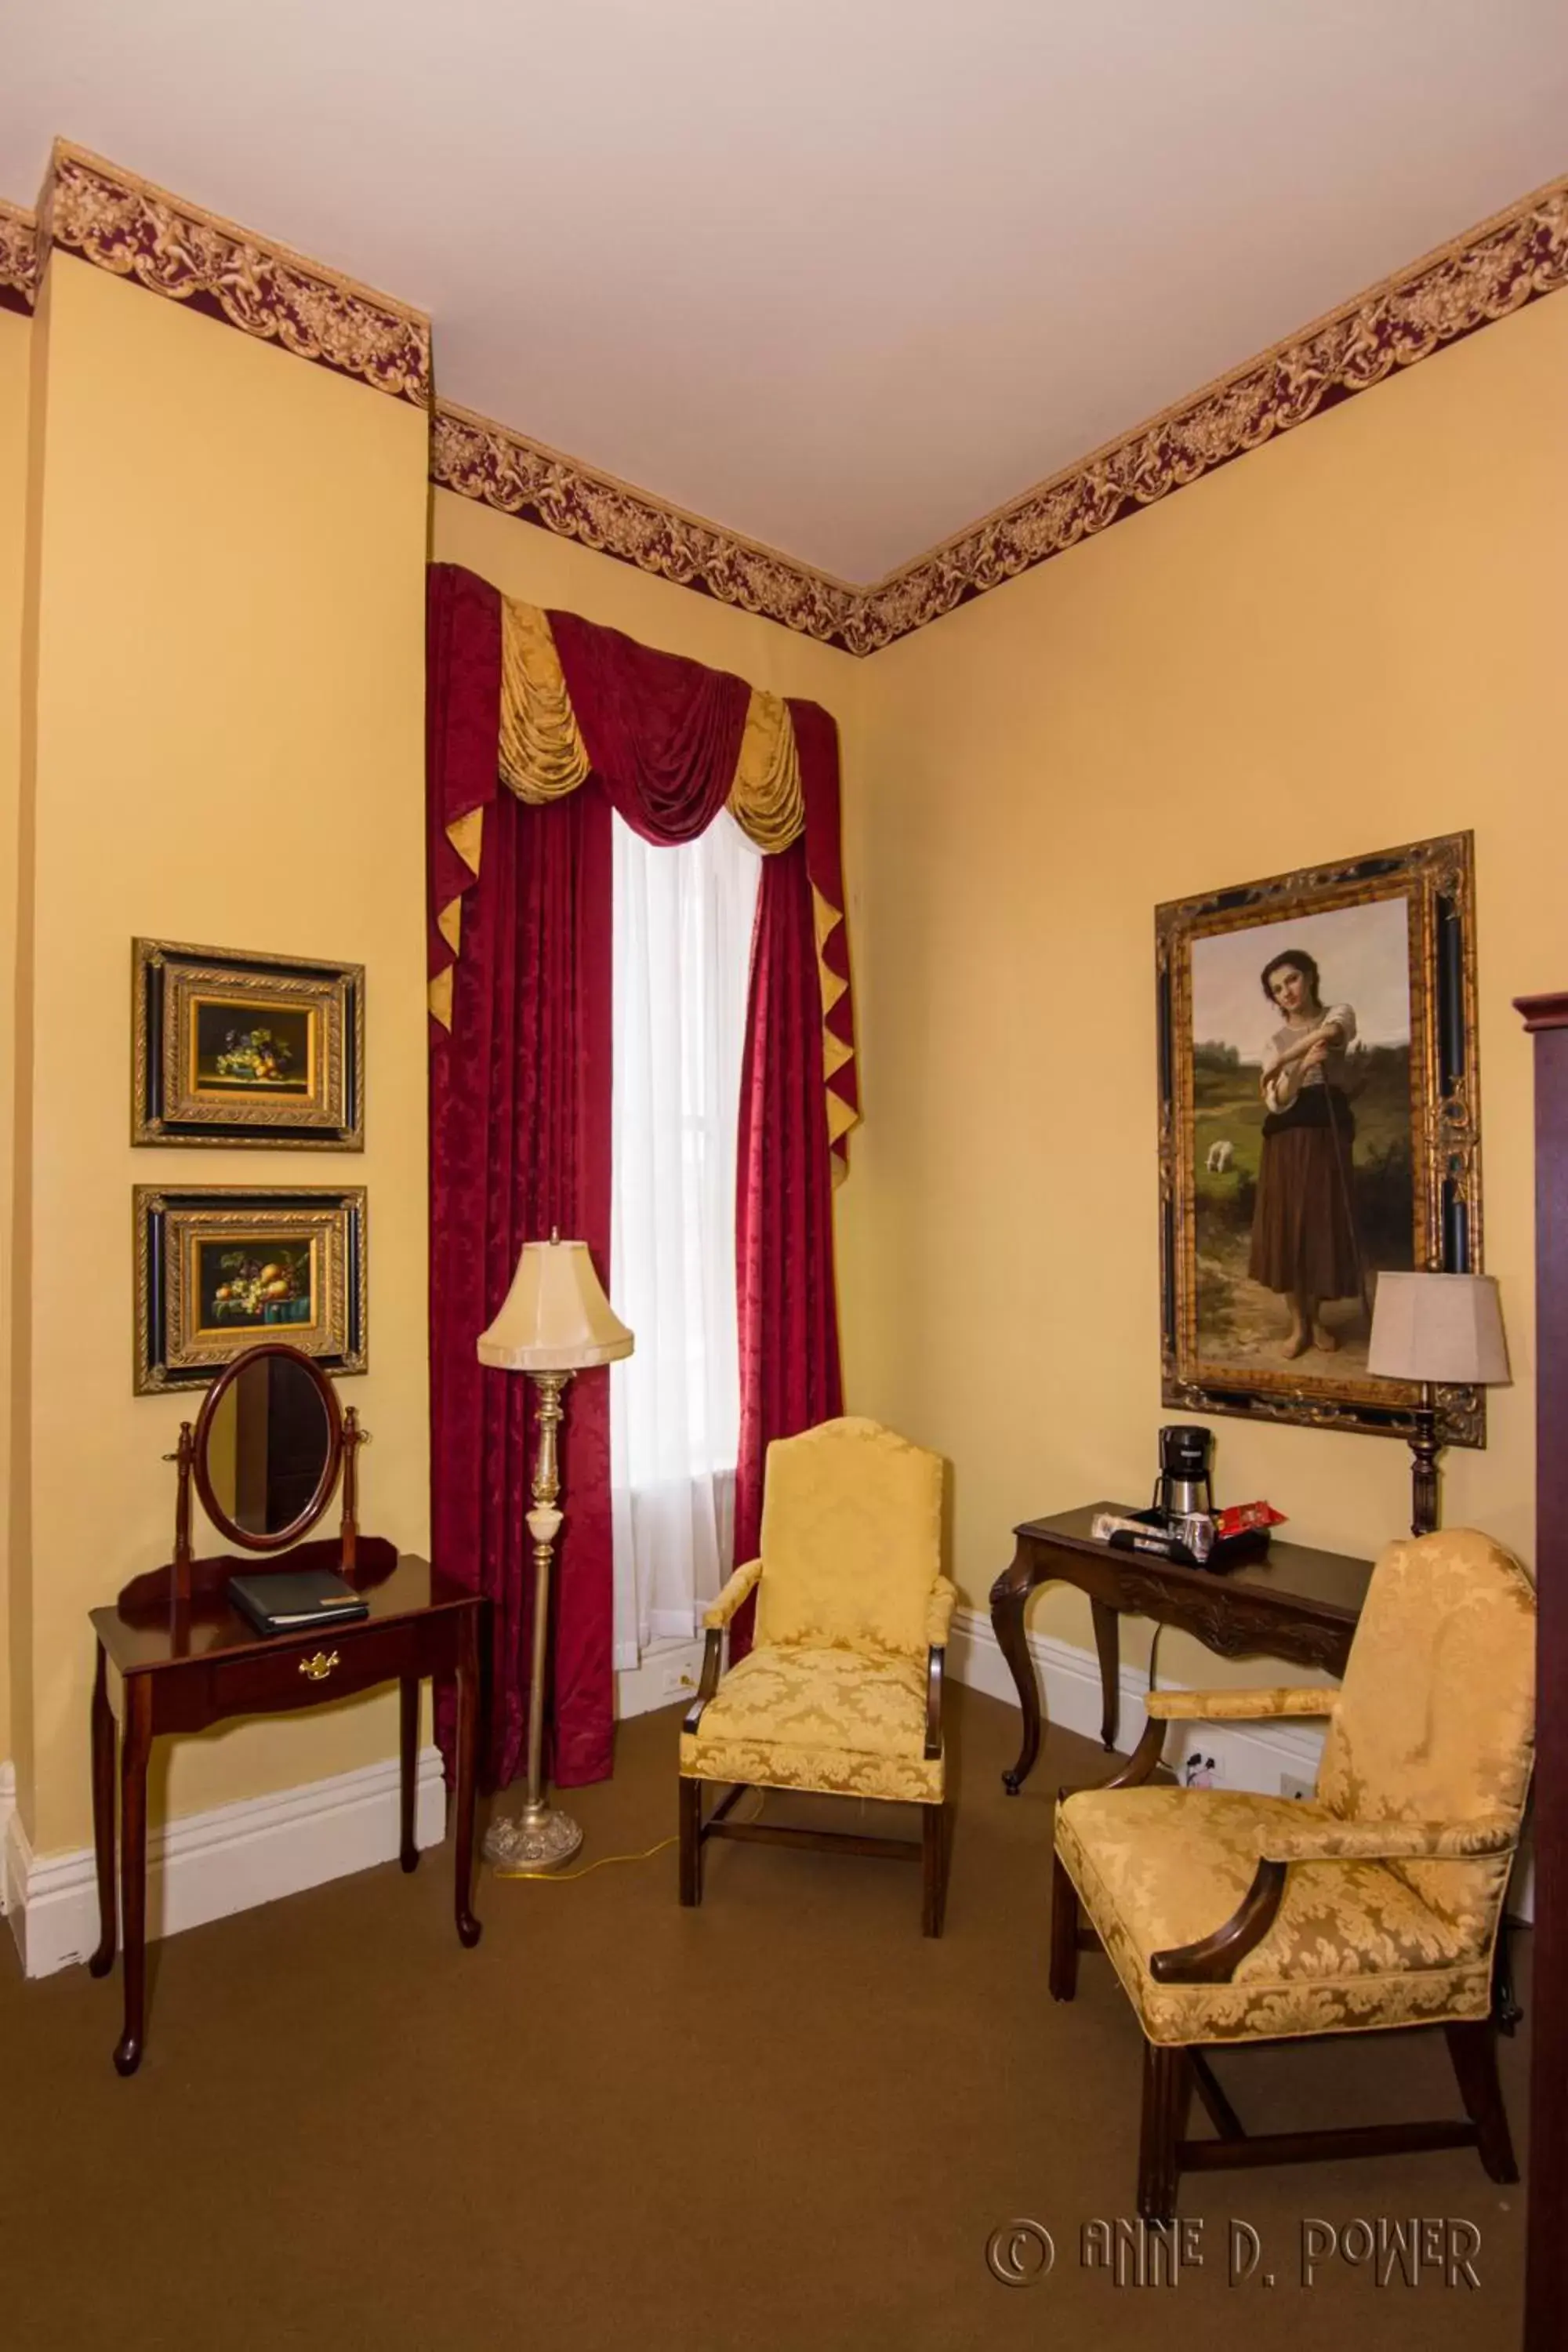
1180 1750 1222 1789
1279 1773 1315 1803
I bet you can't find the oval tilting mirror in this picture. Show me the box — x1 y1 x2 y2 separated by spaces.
193 1343 343 1552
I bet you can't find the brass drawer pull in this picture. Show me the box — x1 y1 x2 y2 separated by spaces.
299 1650 340 1682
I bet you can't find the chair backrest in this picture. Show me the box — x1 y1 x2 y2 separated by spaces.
1316 1527 1535 1940
753 1417 944 1662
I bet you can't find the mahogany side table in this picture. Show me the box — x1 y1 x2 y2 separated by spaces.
989 1502 1372 1792
89 1548 485 2074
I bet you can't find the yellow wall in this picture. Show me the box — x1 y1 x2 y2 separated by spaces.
6 212 1561 1860
0 303 30 1773
840 289 1568 1684
16 256 430 1852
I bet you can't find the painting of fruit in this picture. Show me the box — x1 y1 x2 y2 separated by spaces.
198 1240 315 1333
193 998 313 1096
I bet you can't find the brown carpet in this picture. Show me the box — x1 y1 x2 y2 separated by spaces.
0 1683 1529 2350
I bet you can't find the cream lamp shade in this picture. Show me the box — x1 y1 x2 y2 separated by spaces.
476 1233 634 1372
1367 1272 1511 1387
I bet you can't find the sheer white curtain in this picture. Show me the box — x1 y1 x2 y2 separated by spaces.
610 808 761 1668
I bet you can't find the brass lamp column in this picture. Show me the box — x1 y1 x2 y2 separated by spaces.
477 1231 633 1872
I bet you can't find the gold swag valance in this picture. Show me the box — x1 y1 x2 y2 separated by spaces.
430 594 859 1170
496 599 804 850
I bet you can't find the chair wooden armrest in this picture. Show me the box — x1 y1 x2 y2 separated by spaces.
926 1575 958 1650
919 1576 957 1760
1148 1811 1521 1986
681 1563 763 1735
1149 1859 1290 1983
702 1558 763 1629
924 1646 944 1759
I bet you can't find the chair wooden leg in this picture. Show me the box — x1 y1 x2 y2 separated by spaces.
1138 2043 1191 2223
1048 1852 1080 2002
921 1802 949 1937
1446 2018 1519 2183
678 1776 703 1907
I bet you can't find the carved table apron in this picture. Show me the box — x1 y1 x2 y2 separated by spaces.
988 1502 1372 1793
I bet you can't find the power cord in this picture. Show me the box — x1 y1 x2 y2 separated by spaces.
497 1788 767 1882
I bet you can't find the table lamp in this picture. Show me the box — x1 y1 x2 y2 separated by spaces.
477 1230 633 1871
1367 1271 1510 1537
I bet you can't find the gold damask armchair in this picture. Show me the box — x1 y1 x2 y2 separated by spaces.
678 1417 955 1935
1050 1528 1535 2220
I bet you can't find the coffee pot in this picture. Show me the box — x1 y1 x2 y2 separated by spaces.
1155 1424 1214 1520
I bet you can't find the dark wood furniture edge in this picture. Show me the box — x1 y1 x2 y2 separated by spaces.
989 1514 1368 1792
1521 999 1567 2352
113 1534 401 1624
1149 1859 1288 1983
1513 991 1568 1033
90 1555 484 2071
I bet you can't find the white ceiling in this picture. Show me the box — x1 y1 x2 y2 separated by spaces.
9 2 1567 583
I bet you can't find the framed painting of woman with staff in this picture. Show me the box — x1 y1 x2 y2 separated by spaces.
1156 832 1483 1443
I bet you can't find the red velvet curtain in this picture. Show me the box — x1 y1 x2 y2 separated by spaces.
427 567 848 1782
428 568 614 1790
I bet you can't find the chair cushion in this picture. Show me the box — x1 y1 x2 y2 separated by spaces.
679 1642 942 1805
1056 1785 1493 2048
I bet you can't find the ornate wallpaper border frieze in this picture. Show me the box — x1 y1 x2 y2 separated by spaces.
0 197 38 317
6 141 1564 633
38 143 431 404
434 173 1568 655
430 401 862 651
854 175 1568 653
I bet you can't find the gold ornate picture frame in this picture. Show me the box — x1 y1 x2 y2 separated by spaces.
134 1186 368 1393
1156 832 1481 1444
133 938 364 1149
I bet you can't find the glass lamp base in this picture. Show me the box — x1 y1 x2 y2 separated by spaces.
484 1802 583 1873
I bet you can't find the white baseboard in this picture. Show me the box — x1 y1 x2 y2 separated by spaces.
615 1635 706 1723
947 1604 1328 1791
947 1606 1533 1922
0 1762 15 1915
5 1746 448 1980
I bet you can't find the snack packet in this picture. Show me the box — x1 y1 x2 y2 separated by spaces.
1214 1501 1287 1540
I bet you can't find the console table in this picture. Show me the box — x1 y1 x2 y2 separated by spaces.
989 1503 1373 1793
88 1547 484 2074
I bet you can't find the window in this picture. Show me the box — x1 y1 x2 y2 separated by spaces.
609 809 760 1666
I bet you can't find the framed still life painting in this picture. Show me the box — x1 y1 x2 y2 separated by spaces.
1156 832 1482 1444
134 1186 367 1392
132 938 364 1149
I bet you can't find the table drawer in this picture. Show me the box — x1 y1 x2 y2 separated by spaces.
206 1618 419 1717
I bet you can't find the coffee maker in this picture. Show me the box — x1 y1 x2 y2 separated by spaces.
1155 1424 1214 1521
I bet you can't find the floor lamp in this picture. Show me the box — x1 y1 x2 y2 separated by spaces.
1367 1271 1510 1536
477 1231 633 1871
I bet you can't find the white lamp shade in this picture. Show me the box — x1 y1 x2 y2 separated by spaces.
1367 1272 1511 1387
477 1236 634 1373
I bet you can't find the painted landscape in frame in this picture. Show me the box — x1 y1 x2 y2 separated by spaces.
1156 833 1483 1443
